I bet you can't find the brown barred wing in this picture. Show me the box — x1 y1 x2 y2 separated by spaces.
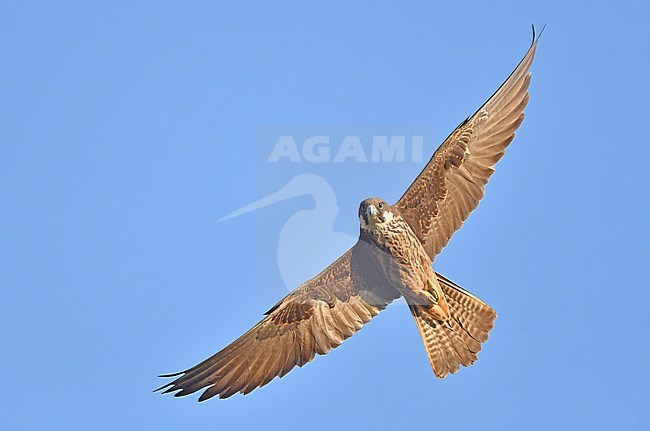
396 33 539 260
155 242 400 401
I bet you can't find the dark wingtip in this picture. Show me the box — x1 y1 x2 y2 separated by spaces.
162 385 182 395
531 24 535 43
198 391 214 402
531 23 548 45
539 23 548 39
154 370 186 394
157 371 184 378
153 382 174 393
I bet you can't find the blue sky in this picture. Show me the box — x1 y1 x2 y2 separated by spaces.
2 1 649 430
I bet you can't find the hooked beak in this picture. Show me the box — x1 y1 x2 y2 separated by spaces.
365 205 378 217
362 204 379 226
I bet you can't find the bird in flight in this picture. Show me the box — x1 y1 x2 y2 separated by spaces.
156 30 540 401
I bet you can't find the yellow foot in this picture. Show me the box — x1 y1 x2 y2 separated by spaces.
423 279 440 303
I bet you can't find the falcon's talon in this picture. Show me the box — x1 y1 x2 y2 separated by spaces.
425 279 440 302
421 288 439 304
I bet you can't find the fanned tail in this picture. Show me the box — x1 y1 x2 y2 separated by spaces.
409 273 497 378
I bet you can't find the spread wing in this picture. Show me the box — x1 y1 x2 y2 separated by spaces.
155 241 400 401
396 34 540 260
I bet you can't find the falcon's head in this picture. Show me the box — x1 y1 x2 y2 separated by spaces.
358 197 398 232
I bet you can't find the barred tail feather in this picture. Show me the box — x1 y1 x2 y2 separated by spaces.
409 273 497 378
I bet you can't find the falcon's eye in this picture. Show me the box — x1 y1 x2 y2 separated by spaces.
378 202 384 209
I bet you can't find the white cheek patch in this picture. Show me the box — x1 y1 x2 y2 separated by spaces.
383 210 394 223
359 215 368 229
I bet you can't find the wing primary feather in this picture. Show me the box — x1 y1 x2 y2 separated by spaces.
396 33 538 259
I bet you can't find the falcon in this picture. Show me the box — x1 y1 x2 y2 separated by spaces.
156 30 540 401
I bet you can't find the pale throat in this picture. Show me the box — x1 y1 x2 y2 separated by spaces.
359 209 396 233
